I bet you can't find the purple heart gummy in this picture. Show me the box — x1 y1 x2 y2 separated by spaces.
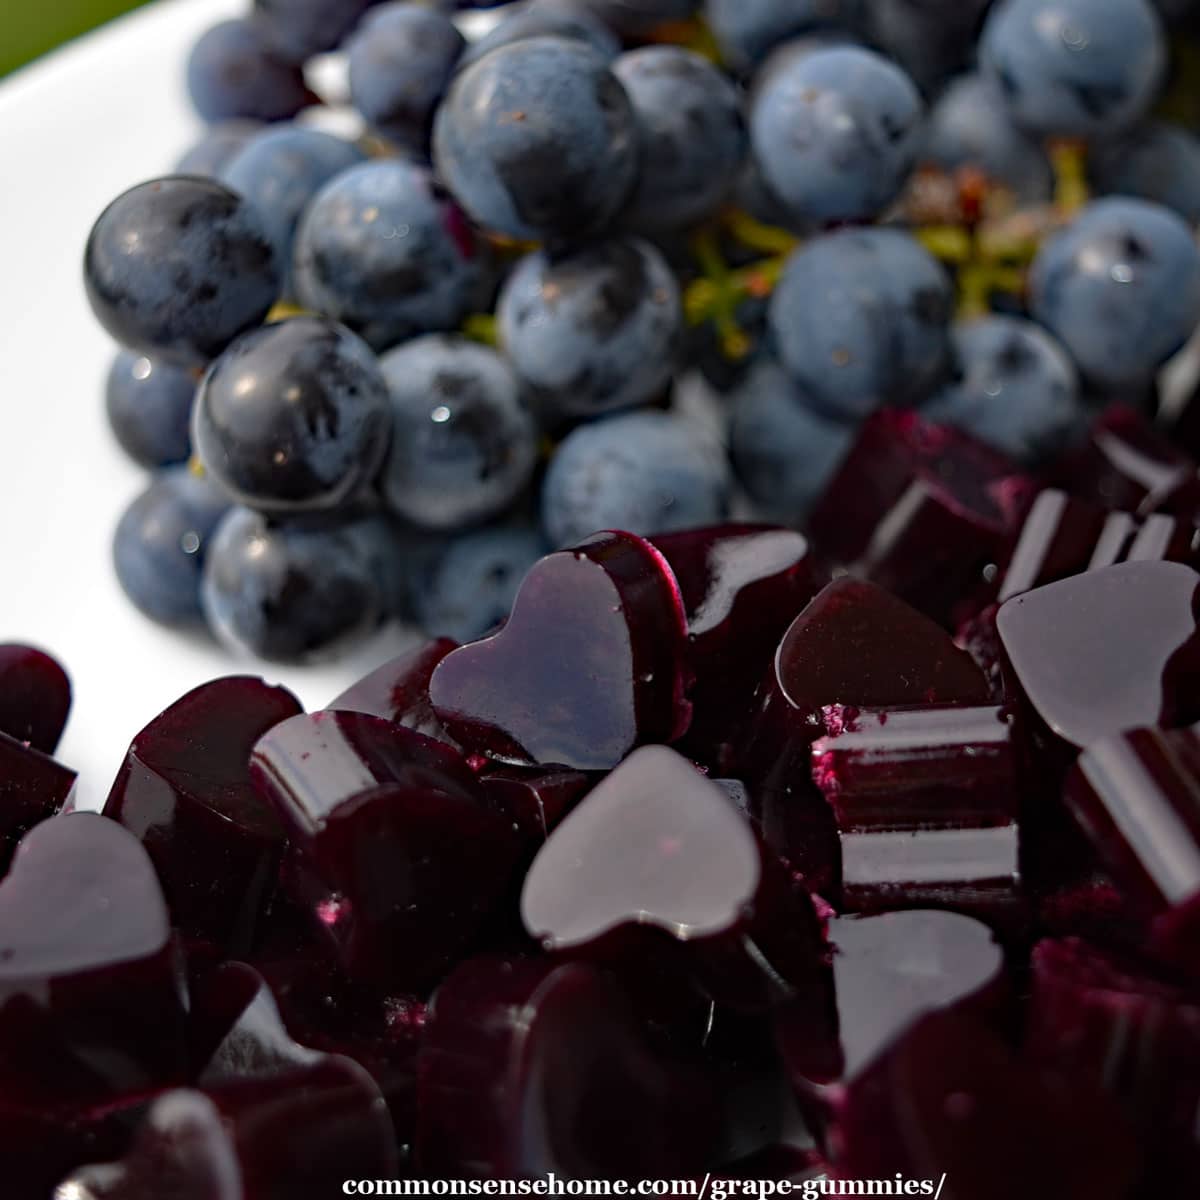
327 636 459 745
1026 938 1200 1131
777 909 1007 1102
735 577 990 890
808 410 1032 624
650 524 825 768
252 710 520 987
834 1012 1139 1200
997 561 1200 750
104 677 303 954
811 704 1021 918
521 745 830 1012
0 731 77 871
0 814 187 1109
1065 724 1200 919
1053 405 1200 519
0 643 71 754
417 956 720 1179
429 531 691 770
59 1058 397 1199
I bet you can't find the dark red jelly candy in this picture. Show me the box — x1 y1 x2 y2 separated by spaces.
650 524 824 767
0 730 77 871
417 956 720 1180
59 1058 397 1198
0 643 71 753
996 488 1198 603
328 636 459 745
0 814 187 1110
812 705 1021 917
478 763 592 843
1066 724 1200 919
521 745 831 1013
429 531 691 770
104 677 303 954
997 561 1200 750
808 410 1032 623
1053 404 1200 518
778 909 1007 1105
834 1012 1139 1200
252 711 520 988
736 578 990 888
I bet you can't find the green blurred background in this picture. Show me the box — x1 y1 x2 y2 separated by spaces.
3 0 153 77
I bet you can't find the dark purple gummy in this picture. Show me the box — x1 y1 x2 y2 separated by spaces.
996 488 1198 603
735 578 990 891
252 711 520 988
188 961 324 1083
521 745 832 1014
0 814 187 1110
429 531 691 771
650 524 825 769
327 636 459 745
1053 404 1200 519
0 643 71 753
835 1012 1139 1200
807 410 1033 624
0 730 77 871
997 561 1200 751
1026 937 1200 1168
1065 724 1200 919
777 909 1007 1104
417 956 720 1180
812 705 1021 917
478 764 592 843
60 1058 397 1197
104 677 302 954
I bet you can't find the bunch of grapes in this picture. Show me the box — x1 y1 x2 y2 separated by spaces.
86 0 1200 663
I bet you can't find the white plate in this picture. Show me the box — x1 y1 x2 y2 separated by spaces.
0 0 431 809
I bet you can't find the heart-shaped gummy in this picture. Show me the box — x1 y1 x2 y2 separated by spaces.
417 956 720 1180
997 561 1200 750
808 410 1032 624
252 711 520 988
59 1058 397 1199
0 814 186 1109
105 677 303 954
650 524 824 768
522 745 829 1012
736 577 990 891
0 643 71 754
0 731 77 870
430 531 691 770
328 636 459 745
777 909 1007 1099
835 1012 1139 1200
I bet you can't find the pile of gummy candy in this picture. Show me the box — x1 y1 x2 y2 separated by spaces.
0 0 1193 1194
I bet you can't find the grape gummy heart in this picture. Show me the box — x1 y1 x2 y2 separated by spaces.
650 524 824 769
417 956 720 1180
777 909 1007 1108
104 677 303 955
252 710 520 987
997 560 1200 750
811 704 1021 918
522 744 830 1013
0 814 187 1110
808 410 1033 624
0 643 71 754
430 531 691 771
